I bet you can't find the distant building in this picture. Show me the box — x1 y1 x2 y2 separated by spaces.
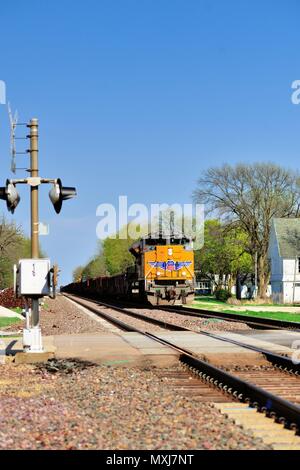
194 272 213 295
194 271 259 298
269 218 300 303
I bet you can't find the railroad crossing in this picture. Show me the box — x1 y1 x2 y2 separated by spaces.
0 118 76 353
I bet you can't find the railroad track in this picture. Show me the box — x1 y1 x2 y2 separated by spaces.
64 293 300 331
64 293 300 374
165 304 300 331
64 293 300 438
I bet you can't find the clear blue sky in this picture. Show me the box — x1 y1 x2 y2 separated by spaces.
0 0 299 284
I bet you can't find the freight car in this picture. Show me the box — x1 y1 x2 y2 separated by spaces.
63 233 195 305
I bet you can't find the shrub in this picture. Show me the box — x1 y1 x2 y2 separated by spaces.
215 289 232 302
0 288 28 309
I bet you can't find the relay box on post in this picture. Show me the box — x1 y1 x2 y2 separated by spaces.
15 259 51 296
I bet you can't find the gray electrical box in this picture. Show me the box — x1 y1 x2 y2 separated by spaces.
15 259 51 296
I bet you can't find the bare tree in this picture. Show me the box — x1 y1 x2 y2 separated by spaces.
0 217 23 256
0 216 31 289
193 163 300 298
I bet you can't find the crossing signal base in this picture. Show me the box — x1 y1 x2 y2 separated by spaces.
22 325 43 352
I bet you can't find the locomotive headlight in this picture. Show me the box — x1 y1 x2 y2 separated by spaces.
168 248 173 256
157 272 161 276
182 271 186 276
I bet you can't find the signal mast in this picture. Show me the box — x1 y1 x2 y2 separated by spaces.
0 112 76 352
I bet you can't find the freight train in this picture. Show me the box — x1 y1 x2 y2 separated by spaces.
62 233 195 305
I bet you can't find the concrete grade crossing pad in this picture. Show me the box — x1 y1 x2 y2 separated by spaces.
152 331 272 367
231 329 300 350
52 332 178 367
2 329 296 367
1 332 178 367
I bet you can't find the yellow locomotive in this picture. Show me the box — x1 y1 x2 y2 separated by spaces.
129 233 195 305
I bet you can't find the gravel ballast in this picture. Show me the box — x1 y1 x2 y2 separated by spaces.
0 361 270 450
128 306 252 332
62 295 252 334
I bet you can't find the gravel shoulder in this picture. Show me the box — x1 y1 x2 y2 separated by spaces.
0 361 270 450
2 295 108 336
40 295 109 335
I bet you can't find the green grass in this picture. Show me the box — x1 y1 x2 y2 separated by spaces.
0 317 21 328
194 295 300 309
10 307 23 314
194 296 225 306
191 296 300 323
221 309 300 323
193 297 231 310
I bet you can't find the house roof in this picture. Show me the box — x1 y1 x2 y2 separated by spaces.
273 218 300 258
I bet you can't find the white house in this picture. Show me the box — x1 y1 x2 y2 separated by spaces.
269 218 300 303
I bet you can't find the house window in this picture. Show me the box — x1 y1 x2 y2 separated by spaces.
298 258 300 274
199 282 210 289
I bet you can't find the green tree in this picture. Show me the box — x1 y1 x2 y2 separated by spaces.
0 216 43 289
195 220 253 290
82 255 107 279
72 265 84 282
75 224 142 280
102 236 135 275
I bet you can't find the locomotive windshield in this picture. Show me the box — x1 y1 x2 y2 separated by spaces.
144 236 191 246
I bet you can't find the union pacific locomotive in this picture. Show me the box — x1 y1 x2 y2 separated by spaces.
62 233 195 305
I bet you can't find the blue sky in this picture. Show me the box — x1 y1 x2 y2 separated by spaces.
0 0 299 284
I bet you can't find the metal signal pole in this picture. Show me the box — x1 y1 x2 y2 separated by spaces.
28 118 41 335
29 118 39 259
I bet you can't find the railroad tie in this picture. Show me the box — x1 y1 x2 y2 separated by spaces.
214 402 300 450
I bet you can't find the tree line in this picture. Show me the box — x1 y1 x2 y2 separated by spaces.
73 235 136 282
